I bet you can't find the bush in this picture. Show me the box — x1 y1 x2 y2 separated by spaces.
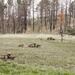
66 26 75 35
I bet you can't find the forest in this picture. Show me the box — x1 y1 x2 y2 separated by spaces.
0 0 75 34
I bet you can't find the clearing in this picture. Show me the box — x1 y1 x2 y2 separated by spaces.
0 34 75 75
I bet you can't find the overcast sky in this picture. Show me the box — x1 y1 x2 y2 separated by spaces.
4 0 74 5
35 0 74 5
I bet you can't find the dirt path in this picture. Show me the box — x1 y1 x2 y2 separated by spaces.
0 34 75 39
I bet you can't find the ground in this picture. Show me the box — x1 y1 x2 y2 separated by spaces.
0 34 75 75
0 34 75 39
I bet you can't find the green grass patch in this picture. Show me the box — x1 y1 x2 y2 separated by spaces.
0 60 75 75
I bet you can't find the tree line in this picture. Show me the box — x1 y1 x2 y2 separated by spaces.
0 0 75 34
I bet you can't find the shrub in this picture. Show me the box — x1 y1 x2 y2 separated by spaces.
66 26 75 35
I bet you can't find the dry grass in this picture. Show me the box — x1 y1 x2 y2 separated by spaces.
0 37 75 74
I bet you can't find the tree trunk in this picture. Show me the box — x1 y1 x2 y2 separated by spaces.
33 0 35 31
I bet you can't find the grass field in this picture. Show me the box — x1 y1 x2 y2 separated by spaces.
0 37 75 75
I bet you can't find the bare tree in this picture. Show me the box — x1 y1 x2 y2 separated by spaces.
51 0 59 30
32 0 35 31
68 0 72 26
0 0 6 33
7 0 13 33
64 0 68 31
60 5 64 42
